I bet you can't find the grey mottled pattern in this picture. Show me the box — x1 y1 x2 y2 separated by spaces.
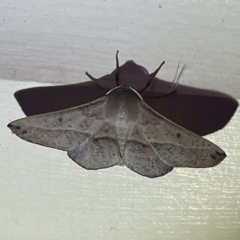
8 97 108 151
68 122 120 169
124 125 173 178
8 85 226 178
137 101 226 168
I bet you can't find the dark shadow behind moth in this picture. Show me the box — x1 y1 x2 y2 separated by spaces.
13 61 237 137
8 52 227 178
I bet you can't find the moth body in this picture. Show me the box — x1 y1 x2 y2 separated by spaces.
105 86 142 163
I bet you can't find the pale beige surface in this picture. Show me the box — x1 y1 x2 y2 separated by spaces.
1 0 240 239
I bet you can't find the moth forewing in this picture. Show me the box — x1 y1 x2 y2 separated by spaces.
7 96 109 151
137 100 226 169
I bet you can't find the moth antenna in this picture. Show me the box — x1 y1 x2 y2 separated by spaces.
171 62 181 88
85 71 107 92
115 50 120 86
172 64 188 88
140 61 165 93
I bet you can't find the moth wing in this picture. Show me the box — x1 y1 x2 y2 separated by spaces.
136 101 226 169
68 121 120 170
8 96 121 169
123 125 174 178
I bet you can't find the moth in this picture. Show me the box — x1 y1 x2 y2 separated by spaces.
8 52 226 178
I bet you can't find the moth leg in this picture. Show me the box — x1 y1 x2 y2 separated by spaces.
85 71 98 82
116 50 119 70
115 50 120 86
140 61 165 93
143 89 177 99
85 71 107 92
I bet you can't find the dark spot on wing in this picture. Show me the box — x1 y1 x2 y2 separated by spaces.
15 126 21 130
216 151 226 158
176 133 181 138
58 117 63 122
22 130 27 134
210 154 216 160
7 123 13 128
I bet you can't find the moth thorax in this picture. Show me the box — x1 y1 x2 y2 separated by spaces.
106 87 140 122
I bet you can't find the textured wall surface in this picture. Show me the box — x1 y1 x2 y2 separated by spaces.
0 0 239 239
